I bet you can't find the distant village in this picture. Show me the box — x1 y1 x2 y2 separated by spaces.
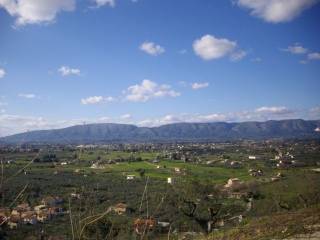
0 139 319 238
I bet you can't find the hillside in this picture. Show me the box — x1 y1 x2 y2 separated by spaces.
1 119 320 144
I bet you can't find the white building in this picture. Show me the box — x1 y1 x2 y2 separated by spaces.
127 175 135 180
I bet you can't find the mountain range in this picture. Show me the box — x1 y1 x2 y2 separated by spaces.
1 119 320 144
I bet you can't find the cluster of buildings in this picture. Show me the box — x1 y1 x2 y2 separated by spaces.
275 152 307 168
0 196 64 229
248 169 263 177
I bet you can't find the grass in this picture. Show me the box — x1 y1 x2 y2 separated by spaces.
103 160 254 183
200 204 320 240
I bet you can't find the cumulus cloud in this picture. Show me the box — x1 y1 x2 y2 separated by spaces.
282 44 320 63
308 52 320 60
193 35 236 60
81 96 114 105
255 106 293 115
283 43 308 54
81 96 103 105
237 0 319 23
230 50 247 61
0 68 6 78
18 93 36 99
94 0 115 8
58 66 81 76
191 82 209 90
140 41 165 56
0 0 75 26
125 79 180 102
193 34 246 61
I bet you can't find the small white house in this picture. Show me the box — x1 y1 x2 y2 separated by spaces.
90 163 98 169
167 177 173 184
70 193 81 199
248 156 256 160
127 175 135 180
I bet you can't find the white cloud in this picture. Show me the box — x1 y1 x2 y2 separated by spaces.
283 43 308 54
308 52 320 60
193 35 244 61
81 96 103 105
18 93 36 99
237 0 319 23
137 115 181 127
255 106 293 115
98 116 111 121
120 114 131 120
193 113 228 122
0 114 89 137
125 79 180 102
58 66 81 76
104 96 115 102
191 82 209 90
81 96 115 105
230 49 247 61
94 0 115 7
0 68 6 78
0 0 75 26
138 106 298 127
137 113 228 127
140 107 296 126
140 41 165 56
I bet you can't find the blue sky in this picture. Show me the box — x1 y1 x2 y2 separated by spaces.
0 0 320 136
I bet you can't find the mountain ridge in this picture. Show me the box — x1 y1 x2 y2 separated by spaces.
1 119 320 144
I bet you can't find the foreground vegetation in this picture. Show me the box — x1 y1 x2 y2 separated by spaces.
0 140 319 239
